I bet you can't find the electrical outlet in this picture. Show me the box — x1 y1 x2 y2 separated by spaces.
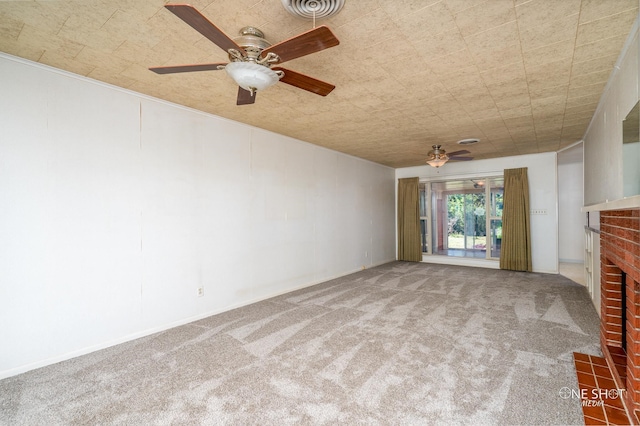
531 209 547 215
197 287 204 297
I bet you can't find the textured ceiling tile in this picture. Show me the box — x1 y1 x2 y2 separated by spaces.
568 69 612 90
0 12 24 41
567 81 607 99
454 124 486 136
563 115 593 128
455 93 498 114
427 48 476 75
531 95 566 113
443 0 490 15
534 116 564 129
39 50 95 76
499 104 532 119
565 103 598 116
465 22 522 70
412 27 467 58
0 2 68 34
393 1 457 39
504 115 534 129
472 44 523 71
573 33 628 63
566 93 602 109
454 0 516 37
486 80 529 99
571 54 619 76
468 107 502 121
475 117 509 131
517 13 579 52
465 20 519 50
575 9 637 46
75 46 132 74
399 80 450 101
525 59 572 91
521 39 574 68
438 65 485 90
378 0 441 19
87 68 138 89
0 0 634 168
537 139 562 148
497 95 532 113
481 61 526 86
101 10 161 49
334 7 403 47
515 0 581 26
17 23 85 59
561 124 587 139
579 0 638 24
529 85 569 101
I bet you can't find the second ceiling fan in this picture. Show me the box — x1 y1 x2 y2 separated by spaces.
149 4 340 105
426 145 473 168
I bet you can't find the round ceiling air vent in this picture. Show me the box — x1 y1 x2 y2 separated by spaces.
281 0 345 20
457 138 480 145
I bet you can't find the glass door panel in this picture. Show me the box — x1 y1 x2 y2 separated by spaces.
427 177 502 259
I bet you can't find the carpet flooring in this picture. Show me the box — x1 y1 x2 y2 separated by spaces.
0 261 601 425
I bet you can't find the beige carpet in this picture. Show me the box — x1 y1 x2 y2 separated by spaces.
0 262 600 425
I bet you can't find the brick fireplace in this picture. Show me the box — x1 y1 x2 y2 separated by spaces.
600 208 640 422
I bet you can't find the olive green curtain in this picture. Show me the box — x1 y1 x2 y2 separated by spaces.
500 167 532 272
397 177 422 262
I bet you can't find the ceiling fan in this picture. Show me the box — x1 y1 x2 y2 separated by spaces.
149 4 340 105
426 145 473 168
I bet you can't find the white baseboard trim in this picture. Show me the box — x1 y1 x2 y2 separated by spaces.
421 255 500 269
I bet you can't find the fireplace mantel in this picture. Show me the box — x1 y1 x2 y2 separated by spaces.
582 195 640 212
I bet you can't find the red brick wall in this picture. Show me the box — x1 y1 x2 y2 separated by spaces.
600 209 640 284
600 208 640 418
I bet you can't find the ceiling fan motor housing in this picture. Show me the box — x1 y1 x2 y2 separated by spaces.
233 27 272 62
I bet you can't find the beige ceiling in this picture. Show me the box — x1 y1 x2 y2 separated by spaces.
0 0 637 168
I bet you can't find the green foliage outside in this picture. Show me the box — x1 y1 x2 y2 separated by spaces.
447 193 486 237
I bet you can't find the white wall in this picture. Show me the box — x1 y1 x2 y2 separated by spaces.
584 18 639 205
396 152 558 273
623 141 640 197
557 143 585 262
0 53 396 378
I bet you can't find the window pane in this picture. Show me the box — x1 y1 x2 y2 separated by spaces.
490 178 504 217
420 219 428 253
491 219 502 258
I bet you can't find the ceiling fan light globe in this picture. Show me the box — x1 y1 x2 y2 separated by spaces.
225 61 280 92
426 152 449 168
427 158 448 168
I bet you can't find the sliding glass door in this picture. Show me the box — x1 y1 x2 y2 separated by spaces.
421 176 503 260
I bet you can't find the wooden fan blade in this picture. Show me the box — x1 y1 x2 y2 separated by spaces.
261 26 339 64
272 67 335 96
237 87 256 105
449 156 473 161
165 4 245 55
447 149 470 156
149 63 227 74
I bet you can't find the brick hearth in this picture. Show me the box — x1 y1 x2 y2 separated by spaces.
600 208 640 422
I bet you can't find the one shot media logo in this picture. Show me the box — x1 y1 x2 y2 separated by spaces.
559 387 624 407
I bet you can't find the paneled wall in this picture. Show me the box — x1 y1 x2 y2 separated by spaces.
0 54 396 378
584 20 639 205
